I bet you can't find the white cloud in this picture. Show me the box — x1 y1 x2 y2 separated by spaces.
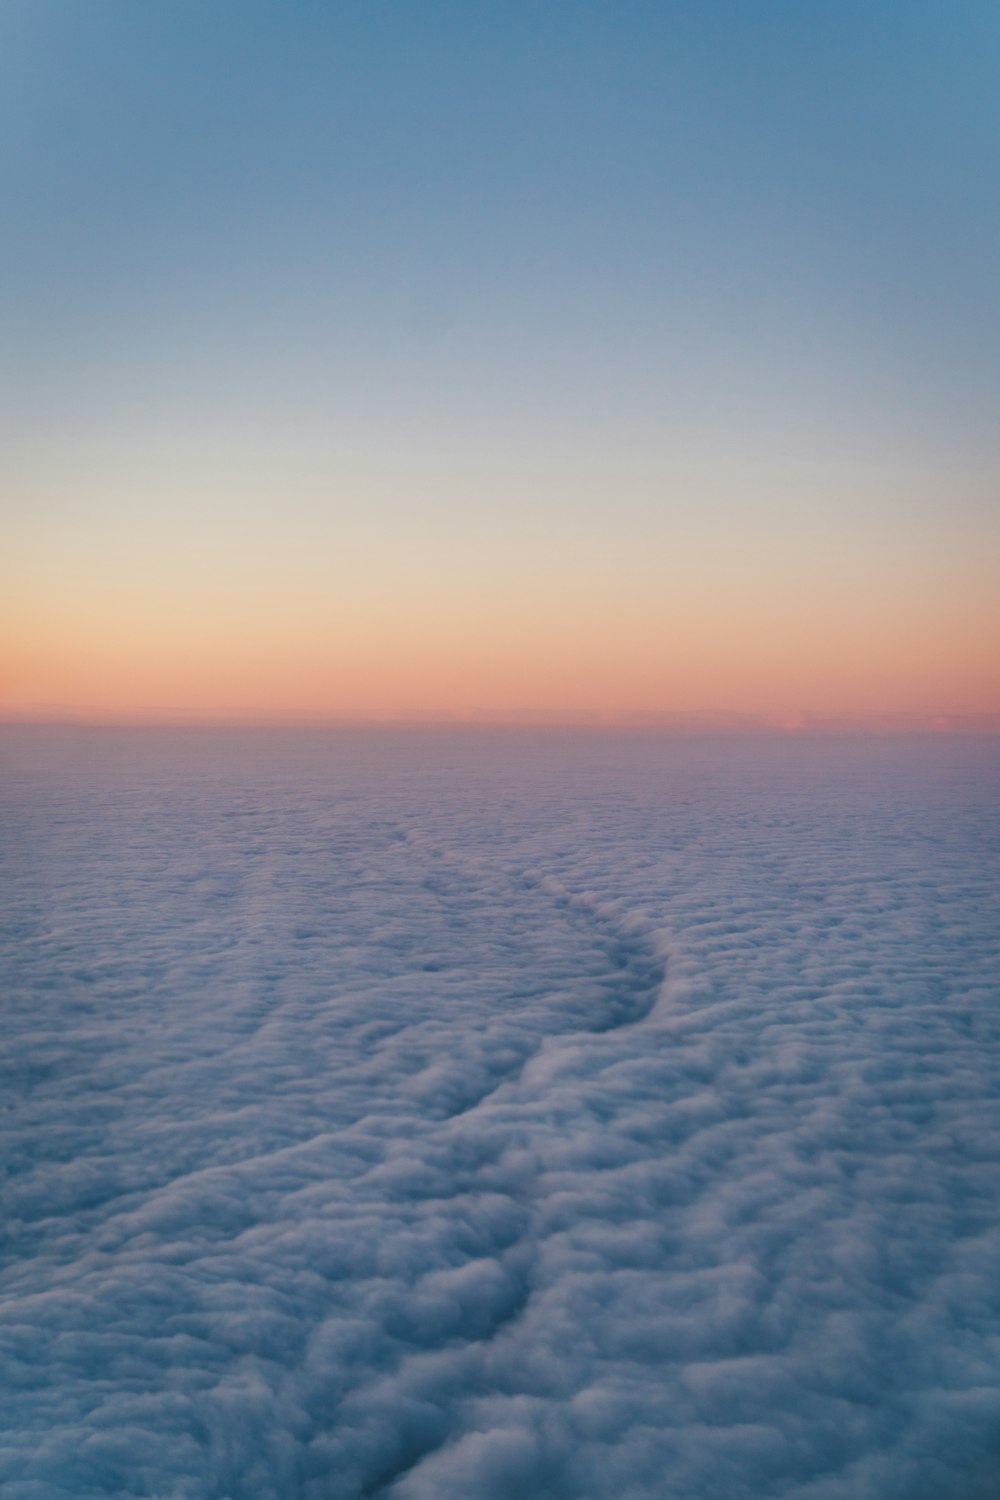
1 728 999 1498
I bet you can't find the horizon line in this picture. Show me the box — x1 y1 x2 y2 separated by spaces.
2 711 999 735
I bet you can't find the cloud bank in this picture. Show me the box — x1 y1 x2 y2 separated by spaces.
1 728 999 1499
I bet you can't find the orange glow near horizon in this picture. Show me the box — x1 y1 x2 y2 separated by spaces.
6 433 999 731
5 527 999 727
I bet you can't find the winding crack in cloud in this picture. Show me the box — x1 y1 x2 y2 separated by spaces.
1 728 999 1500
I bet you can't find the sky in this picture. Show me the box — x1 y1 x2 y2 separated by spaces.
3 0 999 725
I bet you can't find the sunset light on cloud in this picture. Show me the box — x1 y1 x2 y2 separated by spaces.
3 0 999 726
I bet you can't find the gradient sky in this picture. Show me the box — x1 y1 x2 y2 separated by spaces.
3 0 999 724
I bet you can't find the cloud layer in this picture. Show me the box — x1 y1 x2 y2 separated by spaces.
2 728 999 1499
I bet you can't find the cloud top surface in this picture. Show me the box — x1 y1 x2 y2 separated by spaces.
2 729 999 1499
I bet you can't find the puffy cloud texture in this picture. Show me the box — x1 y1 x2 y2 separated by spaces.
1 728 999 1499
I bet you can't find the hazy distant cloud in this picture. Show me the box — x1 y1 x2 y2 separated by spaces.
1 728 999 1499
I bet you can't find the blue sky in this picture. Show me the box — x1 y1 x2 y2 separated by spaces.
3 1 998 720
